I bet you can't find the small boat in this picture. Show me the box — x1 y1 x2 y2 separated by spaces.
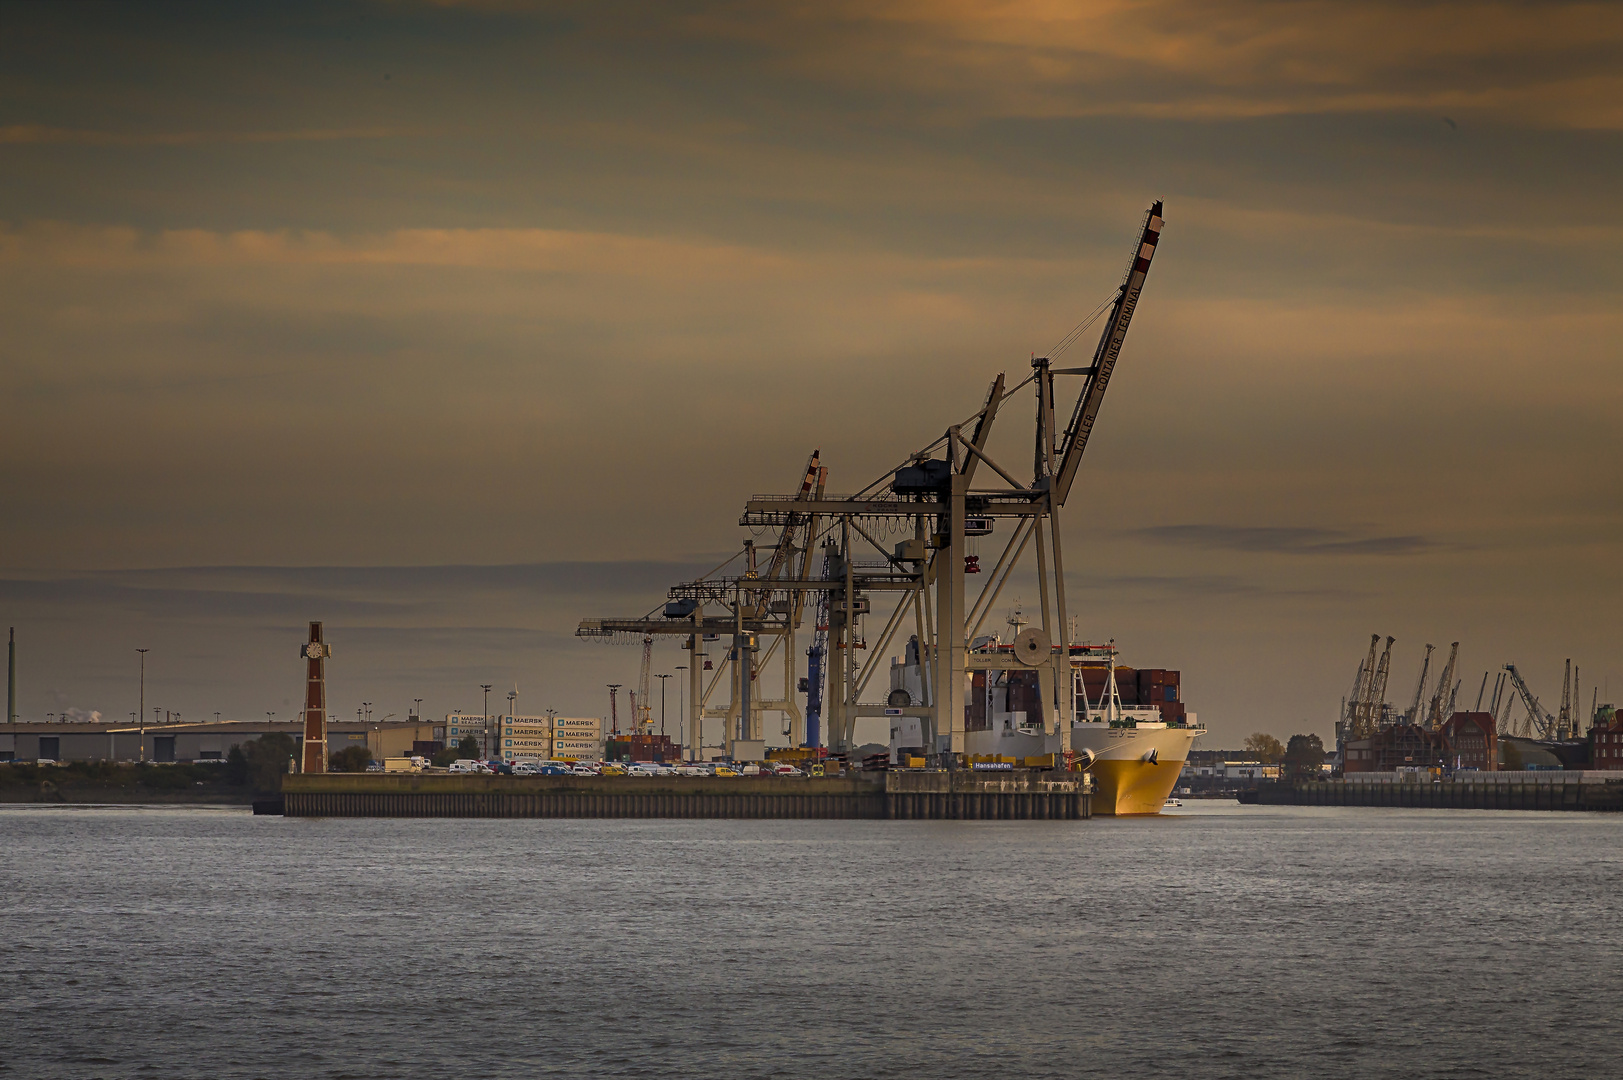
1162 797 1183 809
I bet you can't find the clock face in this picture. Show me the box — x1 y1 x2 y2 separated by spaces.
304 643 325 660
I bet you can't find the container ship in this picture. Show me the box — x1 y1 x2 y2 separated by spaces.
887 634 1203 815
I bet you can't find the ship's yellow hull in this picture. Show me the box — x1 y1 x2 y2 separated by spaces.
1089 758 1186 815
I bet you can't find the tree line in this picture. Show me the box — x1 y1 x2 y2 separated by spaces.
1243 731 1326 781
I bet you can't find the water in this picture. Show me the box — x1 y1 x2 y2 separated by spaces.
1 802 1618 1078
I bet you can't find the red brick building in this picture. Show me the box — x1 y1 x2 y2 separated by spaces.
1439 711 1497 772
1591 708 1623 770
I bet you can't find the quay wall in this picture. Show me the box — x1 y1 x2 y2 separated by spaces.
278 771 1090 820
1256 780 1623 811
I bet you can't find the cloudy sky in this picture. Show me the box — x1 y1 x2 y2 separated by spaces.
3 1 1619 745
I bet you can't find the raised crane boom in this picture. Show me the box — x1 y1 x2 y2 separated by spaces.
1503 663 1556 739
1409 644 1435 725
1052 201 1165 506
1426 642 1459 729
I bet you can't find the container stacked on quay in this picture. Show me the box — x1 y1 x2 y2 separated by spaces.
887 637 1202 815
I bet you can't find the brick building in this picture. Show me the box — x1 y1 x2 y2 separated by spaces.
1439 711 1497 772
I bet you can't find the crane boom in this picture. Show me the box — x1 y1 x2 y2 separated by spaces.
635 635 654 735
1051 201 1165 506
1344 634 1379 735
1408 644 1435 726
1503 664 1556 739
1426 642 1459 728
1362 636 1395 737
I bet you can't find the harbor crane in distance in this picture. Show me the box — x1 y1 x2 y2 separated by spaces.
1502 663 1557 739
1348 636 1395 739
1557 658 1573 739
1407 644 1435 726
1425 642 1459 729
633 635 654 735
1343 634 1379 740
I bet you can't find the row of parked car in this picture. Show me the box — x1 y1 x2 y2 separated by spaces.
442 758 811 777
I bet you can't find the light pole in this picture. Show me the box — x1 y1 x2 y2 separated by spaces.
655 674 672 740
507 688 517 725
363 701 372 724
137 648 149 763
693 652 707 760
480 684 492 760
607 684 621 738
675 665 687 755
413 697 423 720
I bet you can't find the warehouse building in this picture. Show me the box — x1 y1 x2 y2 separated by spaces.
0 719 439 764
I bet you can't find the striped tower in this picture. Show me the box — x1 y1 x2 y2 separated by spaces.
300 622 331 773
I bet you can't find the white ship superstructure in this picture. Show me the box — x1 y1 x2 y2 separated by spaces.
888 636 1203 814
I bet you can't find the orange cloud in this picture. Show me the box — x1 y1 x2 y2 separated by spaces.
674 0 1623 127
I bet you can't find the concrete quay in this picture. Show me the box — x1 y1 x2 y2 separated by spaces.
277 770 1091 820
1252 779 1623 811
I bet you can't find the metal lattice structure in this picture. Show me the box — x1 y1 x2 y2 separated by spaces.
576 203 1166 761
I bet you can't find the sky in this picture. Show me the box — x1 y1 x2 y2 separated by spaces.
2 0 1620 747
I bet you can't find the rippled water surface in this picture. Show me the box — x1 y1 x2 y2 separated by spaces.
2 802 1619 1078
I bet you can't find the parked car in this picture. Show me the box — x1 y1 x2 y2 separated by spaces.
772 764 804 776
511 762 539 776
569 765 596 776
713 765 739 778
626 763 660 777
537 764 570 776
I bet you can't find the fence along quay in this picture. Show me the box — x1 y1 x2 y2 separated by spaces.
274 770 1092 820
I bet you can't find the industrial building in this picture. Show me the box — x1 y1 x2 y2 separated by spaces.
0 718 440 764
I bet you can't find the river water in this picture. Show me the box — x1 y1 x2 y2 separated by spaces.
1 802 1617 1078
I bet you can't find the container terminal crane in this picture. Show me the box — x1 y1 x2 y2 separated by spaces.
578 201 1204 813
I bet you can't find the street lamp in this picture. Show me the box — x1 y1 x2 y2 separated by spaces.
136 648 149 763
655 674 672 740
675 665 687 757
413 697 423 720
480 684 492 760
363 701 372 724
507 688 517 725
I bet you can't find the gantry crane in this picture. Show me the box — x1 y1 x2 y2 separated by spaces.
744 201 1167 756
801 540 835 749
577 202 1165 761
577 450 825 759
